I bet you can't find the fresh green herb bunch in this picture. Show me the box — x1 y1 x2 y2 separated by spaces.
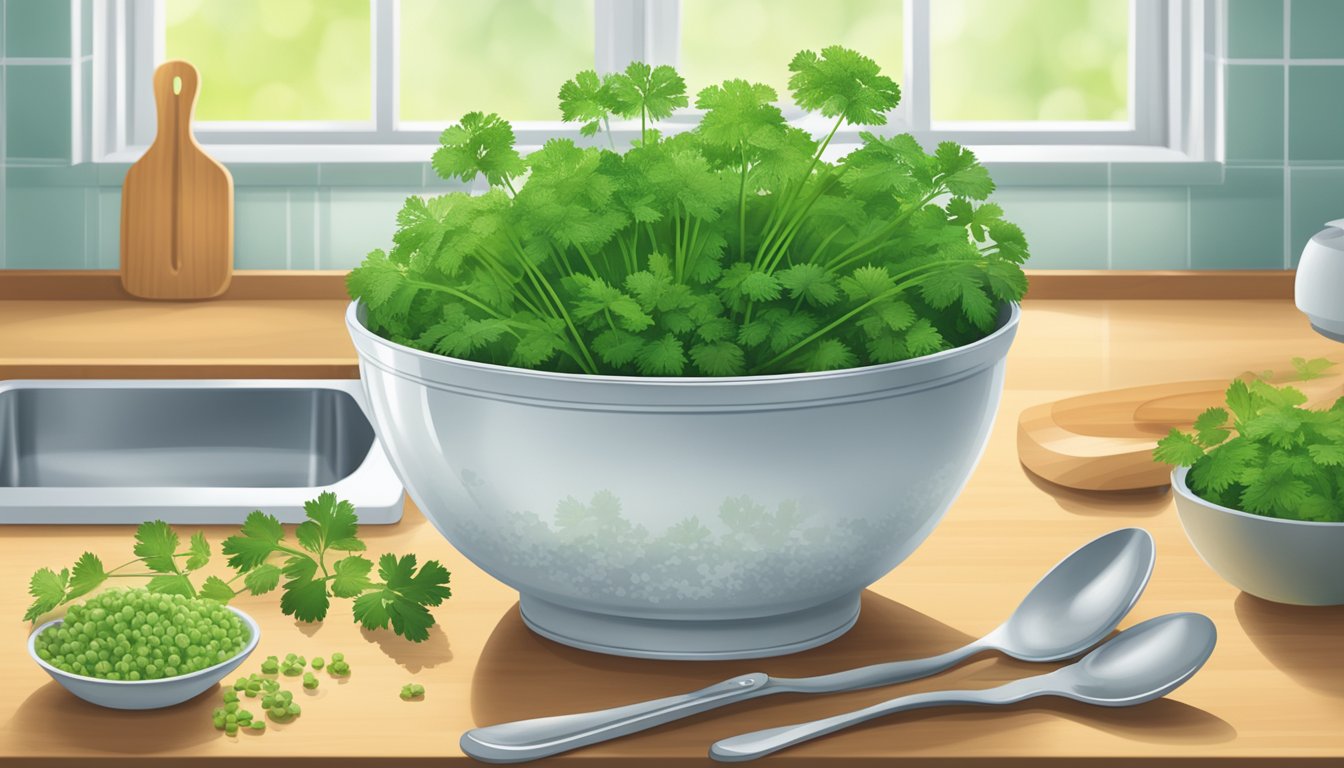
33 588 249 680
24 493 451 643
1155 361 1344 522
348 45 1029 376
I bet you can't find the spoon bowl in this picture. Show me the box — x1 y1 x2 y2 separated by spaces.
989 527 1156 662
1058 611 1217 706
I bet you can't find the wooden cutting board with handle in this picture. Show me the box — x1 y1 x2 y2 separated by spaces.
120 60 233 300
1018 369 1344 491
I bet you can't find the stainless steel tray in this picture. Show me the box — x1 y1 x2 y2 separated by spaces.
0 380 404 524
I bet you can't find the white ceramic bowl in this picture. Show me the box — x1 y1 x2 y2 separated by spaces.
28 606 260 709
347 301 1019 659
1173 467 1344 605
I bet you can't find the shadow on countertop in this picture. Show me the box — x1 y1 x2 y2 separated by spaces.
5 681 224 754
1236 592 1344 697
468 590 1234 756
1023 466 1172 518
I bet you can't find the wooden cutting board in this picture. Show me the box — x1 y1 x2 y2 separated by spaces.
120 60 233 300
1018 369 1344 491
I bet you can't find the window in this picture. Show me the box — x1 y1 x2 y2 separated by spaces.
95 0 1213 163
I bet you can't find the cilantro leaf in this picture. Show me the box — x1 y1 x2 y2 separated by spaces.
351 554 451 642
1193 407 1231 448
1155 429 1206 466
24 568 68 622
1292 356 1336 380
146 574 196 598
432 112 525 186
558 70 614 136
331 556 375 598
636 334 686 376
198 575 236 603
244 563 282 596
185 531 211 571
296 492 366 555
222 511 284 571
280 575 331 623
66 553 107 601
134 521 180 574
788 45 901 125
608 62 688 124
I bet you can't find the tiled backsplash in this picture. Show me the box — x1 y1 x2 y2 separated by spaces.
3 0 1343 271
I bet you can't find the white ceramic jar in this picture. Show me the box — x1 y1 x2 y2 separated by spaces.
1295 218 1344 341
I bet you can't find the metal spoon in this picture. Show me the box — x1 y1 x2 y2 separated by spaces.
460 528 1155 764
710 611 1217 762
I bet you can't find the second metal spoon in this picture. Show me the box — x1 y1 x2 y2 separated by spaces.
460 527 1156 764
710 612 1217 761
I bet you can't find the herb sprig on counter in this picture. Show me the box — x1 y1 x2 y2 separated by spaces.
23 493 452 642
1155 359 1344 522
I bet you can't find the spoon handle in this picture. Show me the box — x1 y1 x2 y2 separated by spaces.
461 643 985 763
709 678 1045 762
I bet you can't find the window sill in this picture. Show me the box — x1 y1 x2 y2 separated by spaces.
83 143 1228 189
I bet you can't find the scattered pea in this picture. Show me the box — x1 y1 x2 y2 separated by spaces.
310 656 325 670
302 672 319 690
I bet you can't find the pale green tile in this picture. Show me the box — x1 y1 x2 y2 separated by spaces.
4 184 86 268
289 189 318 268
1289 66 1344 162
992 187 1108 269
1290 169 1344 267
80 186 96 266
1110 188 1189 269
1109 162 1224 186
5 164 95 186
1291 0 1344 58
1225 65 1283 163
94 188 120 268
1189 167 1284 268
5 0 70 58
227 163 319 186
320 189 412 269
5 64 70 161
234 189 288 269
1228 0 1283 59
982 162 1107 188
319 163 423 187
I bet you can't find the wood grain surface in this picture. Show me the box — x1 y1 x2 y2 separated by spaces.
119 61 233 300
1018 369 1344 491
1 298 1343 765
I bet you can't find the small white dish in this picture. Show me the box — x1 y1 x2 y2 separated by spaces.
28 606 260 710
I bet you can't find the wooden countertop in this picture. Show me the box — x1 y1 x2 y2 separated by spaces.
2 297 1344 766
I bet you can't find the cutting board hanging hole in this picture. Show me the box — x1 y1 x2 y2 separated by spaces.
120 60 233 300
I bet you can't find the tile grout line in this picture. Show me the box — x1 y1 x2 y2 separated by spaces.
285 189 293 269
313 189 322 269
1185 185 1192 269
1105 163 1113 269
1283 0 1292 268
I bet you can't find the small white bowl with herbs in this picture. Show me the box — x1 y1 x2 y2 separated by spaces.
346 47 1027 659
1157 362 1344 605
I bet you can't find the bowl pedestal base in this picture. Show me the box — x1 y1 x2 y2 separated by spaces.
518 592 861 660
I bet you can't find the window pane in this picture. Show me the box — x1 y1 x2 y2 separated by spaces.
930 0 1129 122
164 0 371 122
400 0 594 123
680 0 903 103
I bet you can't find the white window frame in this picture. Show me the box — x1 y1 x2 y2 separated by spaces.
93 0 1216 165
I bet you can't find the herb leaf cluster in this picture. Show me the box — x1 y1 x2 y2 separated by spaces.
24 493 451 642
1155 359 1344 522
348 46 1029 376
